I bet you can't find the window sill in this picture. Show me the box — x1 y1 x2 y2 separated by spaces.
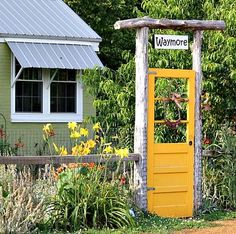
11 113 83 123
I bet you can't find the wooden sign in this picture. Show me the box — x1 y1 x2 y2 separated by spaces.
154 34 188 50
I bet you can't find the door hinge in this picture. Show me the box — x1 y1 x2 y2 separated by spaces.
147 187 156 191
148 71 157 75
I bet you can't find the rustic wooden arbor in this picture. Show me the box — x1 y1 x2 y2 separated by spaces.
114 18 225 212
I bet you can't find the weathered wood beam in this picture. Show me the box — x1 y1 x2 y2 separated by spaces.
192 30 203 212
114 17 225 31
0 154 140 165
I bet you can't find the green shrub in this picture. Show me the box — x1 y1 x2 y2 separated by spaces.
202 127 236 209
44 163 135 232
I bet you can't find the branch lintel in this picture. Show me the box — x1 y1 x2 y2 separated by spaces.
114 17 226 31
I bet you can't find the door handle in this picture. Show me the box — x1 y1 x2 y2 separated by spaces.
147 187 156 191
189 141 193 146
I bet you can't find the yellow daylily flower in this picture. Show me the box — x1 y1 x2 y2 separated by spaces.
115 148 129 158
103 146 113 154
43 123 52 133
71 145 77 156
68 122 77 131
59 146 68 156
43 123 55 137
71 145 78 156
82 147 91 156
86 139 96 149
70 131 81 139
93 122 101 131
80 128 89 137
71 145 83 156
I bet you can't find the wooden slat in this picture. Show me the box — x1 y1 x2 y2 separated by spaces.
154 120 188 124
0 153 140 165
114 17 226 31
154 166 188 173
154 143 188 153
155 97 189 102
154 185 188 193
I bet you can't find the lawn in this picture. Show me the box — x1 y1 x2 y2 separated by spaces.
84 210 236 234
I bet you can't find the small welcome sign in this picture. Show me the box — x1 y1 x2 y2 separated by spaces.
154 34 188 50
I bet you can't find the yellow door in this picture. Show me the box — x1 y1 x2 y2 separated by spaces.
147 68 195 217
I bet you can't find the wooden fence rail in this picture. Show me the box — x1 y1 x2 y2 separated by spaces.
0 153 140 165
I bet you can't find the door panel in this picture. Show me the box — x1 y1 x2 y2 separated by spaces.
147 68 195 217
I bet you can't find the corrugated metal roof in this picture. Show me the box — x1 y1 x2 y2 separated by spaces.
0 0 101 41
7 41 103 69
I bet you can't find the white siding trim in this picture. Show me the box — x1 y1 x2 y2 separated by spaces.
11 113 83 123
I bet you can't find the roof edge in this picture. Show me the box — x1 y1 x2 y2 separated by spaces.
0 33 102 43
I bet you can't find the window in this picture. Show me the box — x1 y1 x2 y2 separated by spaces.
15 60 43 113
11 57 83 122
50 70 76 113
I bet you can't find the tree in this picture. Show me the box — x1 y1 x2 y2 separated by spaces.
64 0 140 69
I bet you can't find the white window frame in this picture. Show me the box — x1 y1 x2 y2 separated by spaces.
11 54 83 122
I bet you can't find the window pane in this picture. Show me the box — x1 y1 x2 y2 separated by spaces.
59 70 68 81
68 70 76 81
23 82 31 96
22 97 31 112
15 58 42 80
50 98 57 112
33 82 42 96
15 82 23 96
15 97 22 112
15 59 21 75
51 69 76 81
50 83 76 113
58 98 66 112
15 82 42 112
32 97 42 112
67 83 76 97
67 98 76 112
57 83 66 96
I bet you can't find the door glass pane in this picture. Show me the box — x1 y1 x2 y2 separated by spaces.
154 77 188 143
155 101 187 121
155 77 188 99
154 123 187 143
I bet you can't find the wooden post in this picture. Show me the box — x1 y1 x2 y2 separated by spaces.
192 30 203 212
134 27 149 210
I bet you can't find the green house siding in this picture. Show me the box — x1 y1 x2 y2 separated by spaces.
0 43 11 122
0 43 95 155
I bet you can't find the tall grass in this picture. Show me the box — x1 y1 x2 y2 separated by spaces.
0 165 55 233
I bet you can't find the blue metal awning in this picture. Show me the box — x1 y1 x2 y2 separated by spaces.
7 41 103 69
